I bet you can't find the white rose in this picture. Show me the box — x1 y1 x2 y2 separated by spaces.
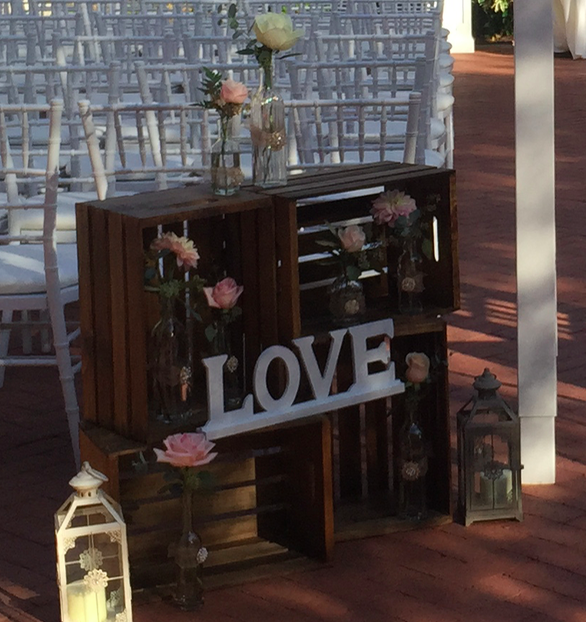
253 13 304 52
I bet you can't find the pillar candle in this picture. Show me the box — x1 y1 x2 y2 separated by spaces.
66 580 107 622
480 468 513 507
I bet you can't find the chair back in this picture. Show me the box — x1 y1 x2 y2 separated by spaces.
78 99 210 199
0 99 64 244
287 94 421 169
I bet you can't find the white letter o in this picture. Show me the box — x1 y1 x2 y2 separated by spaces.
253 345 301 412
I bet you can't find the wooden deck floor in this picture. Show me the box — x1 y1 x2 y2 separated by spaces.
3 45 586 622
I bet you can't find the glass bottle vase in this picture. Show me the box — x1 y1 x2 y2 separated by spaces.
149 297 193 423
169 485 207 610
209 320 242 410
210 116 243 196
397 237 424 315
250 62 287 188
398 397 428 521
328 275 366 325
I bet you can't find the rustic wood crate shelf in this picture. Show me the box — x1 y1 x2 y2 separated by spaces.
77 162 457 591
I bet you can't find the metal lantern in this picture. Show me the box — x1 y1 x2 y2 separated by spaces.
457 369 523 526
55 462 133 622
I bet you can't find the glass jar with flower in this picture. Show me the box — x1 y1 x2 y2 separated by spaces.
202 277 244 409
370 190 433 315
397 352 431 521
145 232 203 424
317 224 372 325
228 5 303 188
195 68 247 195
155 432 217 610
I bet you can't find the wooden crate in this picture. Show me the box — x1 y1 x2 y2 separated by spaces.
80 416 334 591
76 164 456 589
328 316 452 540
261 162 458 341
76 184 276 443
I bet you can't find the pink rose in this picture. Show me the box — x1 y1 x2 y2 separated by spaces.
151 232 199 270
338 225 366 253
220 79 248 105
204 277 243 310
154 432 217 468
405 352 430 384
370 190 417 227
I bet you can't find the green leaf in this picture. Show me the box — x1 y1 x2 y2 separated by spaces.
315 239 338 248
205 324 218 343
227 3 237 18
421 238 433 260
197 470 214 492
237 48 256 55
346 265 361 281
184 468 201 491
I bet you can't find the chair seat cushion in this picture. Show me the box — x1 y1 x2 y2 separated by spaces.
0 243 78 295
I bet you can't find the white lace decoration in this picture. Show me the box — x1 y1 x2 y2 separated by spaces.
79 548 103 571
83 569 109 592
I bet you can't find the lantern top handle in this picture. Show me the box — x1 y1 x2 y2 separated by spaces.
473 369 502 393
69 462 109 497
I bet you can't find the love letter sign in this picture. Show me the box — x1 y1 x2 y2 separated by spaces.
201 318 405 439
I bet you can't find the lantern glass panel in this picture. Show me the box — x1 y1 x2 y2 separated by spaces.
470 431 514 511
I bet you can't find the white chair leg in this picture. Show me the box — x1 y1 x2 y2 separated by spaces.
53 317 80 469
21 310 32 354
0 309 12 388
40 309 51 353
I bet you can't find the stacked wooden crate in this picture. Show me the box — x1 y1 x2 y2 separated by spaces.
76 162 458 590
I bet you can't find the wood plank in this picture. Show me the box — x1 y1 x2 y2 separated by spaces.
107 210 131 437
365 398 390 495
257 205 279 349
79 427 122 500
273 198 301 341
87 184 272 225
335 339 363 500
287 416 334 561
239 210 261 384
88 206 114 430
124 216 150 441
449 171 461 310
76 202 97 423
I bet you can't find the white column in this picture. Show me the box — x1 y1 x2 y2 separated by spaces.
515 0 557 484
442 0 475 53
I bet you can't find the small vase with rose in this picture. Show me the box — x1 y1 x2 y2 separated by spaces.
202 277 244 409
398 352 431 521
228 6 303 187
155 432 217 610
145 232 203 424
371 190 433 315
194 69 247 195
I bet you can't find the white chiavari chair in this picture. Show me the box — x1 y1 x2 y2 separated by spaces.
0 99 81 467
286 94 421 170
78 99 209 200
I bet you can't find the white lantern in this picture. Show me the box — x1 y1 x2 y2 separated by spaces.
55 462 133 622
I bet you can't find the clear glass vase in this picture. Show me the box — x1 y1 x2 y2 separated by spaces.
398 397 428 521
211 116 243 196
397 237 424 315
250 62 287 188
169 485 207 611
149 297 193 423
328 275 366 325
209 320 242 410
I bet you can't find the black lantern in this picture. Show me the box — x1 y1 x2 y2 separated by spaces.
457 369 523 526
